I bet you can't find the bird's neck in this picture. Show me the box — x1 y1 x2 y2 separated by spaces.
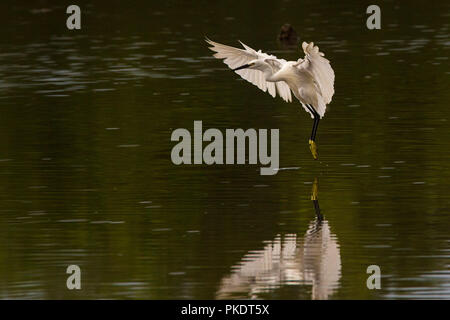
258 63 276 82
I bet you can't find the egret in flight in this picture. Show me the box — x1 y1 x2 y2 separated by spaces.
206 38 335 160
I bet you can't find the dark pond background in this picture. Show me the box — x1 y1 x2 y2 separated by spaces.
0 0 449 299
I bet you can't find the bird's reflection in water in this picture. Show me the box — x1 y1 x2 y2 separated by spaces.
216 178 341 300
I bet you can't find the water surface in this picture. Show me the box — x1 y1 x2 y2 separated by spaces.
0 0 449 299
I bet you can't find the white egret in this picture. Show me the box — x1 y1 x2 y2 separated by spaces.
206 38 335 160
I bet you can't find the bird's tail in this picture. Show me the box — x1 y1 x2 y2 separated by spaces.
316 96 327 119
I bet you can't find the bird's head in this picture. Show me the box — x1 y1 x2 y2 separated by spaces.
233 59 264 71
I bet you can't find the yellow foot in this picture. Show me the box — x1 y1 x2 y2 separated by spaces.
309 140 318 160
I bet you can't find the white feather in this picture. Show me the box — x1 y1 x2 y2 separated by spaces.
206 38 292 103
206 38 335 118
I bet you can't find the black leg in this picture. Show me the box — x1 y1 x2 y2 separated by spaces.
308 104 320 142
311 177 323 221
311 115 320 141
307 104 320 160
313 200 323 222
305 104 315 115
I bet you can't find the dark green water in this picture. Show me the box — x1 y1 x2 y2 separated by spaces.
0 0 449 299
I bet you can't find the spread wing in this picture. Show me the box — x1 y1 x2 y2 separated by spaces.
206 38 292 103
297 42 335 104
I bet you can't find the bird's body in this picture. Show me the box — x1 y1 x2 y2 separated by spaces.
206 38 335 159
271 61 324 115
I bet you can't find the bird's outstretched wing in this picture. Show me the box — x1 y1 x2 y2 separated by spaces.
206 38 292 103
297 42 335 104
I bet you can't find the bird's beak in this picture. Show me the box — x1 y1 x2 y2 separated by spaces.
233 64 250 71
